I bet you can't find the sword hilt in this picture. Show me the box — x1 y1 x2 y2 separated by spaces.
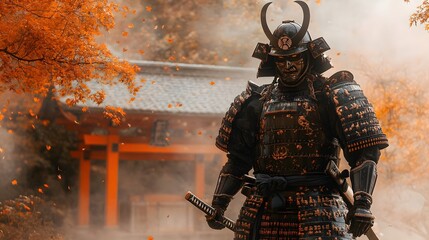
185 191 236 231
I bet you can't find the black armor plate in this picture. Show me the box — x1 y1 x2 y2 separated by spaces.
255 86 335 176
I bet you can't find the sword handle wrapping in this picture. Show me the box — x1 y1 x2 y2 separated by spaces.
185 191 236 231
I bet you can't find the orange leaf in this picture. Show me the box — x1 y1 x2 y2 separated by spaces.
11 179 18 185
46 145 52 151
43 184 49 188
122 31 129 37
57 175 62 180
146 6 152 12
167 38 174 44
210 81 216 86
128 23 134 29
167 104 173 108
38 188 44 193
123 48 128 52
138 49 145 55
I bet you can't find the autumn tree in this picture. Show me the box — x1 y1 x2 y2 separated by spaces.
406 0 429 30
0 0 140 117
107 0 260 66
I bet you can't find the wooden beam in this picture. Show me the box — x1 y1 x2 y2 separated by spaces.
84 151 198 161
83 134 108 145
78 148 90 226
119 143 220 154
105 134 119 227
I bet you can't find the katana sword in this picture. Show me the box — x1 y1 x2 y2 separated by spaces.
185 191 236 231
325 160 379 240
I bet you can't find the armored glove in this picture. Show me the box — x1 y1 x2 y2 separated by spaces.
206 172 244 230
206 197 228 230
347 192 374 238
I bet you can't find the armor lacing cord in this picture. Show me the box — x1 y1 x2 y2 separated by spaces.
260 77 278 101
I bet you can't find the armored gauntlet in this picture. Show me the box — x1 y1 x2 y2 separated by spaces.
206 172 244 230
347 160 377 238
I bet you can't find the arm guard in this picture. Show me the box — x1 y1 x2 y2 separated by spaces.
351 160 377 197
325 71 388 154
212 172 244 209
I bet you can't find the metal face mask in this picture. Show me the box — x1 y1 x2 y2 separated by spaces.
274 53 308 87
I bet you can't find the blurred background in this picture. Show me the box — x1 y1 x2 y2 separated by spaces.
1 0 429 239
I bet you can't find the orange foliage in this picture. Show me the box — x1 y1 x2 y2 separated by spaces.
407 0 429 31
367 78 429 179
0 0 139 109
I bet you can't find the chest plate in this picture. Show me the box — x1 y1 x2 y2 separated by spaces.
256 88 333 175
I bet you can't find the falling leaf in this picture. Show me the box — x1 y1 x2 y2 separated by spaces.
46 145 52 151
197 130 203 135
336 52 341 56
7 129 13 134
123 48 128 52
0 148 3 153
147 236 154 240
151 81 156 84
146 6 152 12
33 97 40 103
122 31 128 37
315 0 321 5
154 25 158 30
29 109 36 117
38 188 44 194
43 184 49 188
167 104 173 108
225 77 231 81
82 107 88 112
168 56 176 61
167 38 174 44
176 103 183 107
57 175 62 180
223 57 229 62
128 23 134 29
210 81 216 86
138 49 145 55
11 179 18 185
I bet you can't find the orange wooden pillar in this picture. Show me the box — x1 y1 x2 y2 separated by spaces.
195 155 205 198
78 147 90 226
105 134 119 227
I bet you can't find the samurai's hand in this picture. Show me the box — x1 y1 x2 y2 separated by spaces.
347 192 375 238
205 206 225 230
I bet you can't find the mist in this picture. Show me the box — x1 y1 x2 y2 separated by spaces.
1 0 428 240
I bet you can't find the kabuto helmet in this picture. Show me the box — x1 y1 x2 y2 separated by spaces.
253 1 332 78
263 1 311 56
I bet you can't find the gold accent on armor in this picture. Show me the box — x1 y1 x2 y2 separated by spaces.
272 146 288 160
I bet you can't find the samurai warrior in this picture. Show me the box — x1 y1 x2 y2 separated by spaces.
206 1 388 239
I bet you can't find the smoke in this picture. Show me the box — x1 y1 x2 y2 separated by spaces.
65 0 429 239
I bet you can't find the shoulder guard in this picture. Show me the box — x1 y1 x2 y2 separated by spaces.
215 81 264 152
326 71 388 153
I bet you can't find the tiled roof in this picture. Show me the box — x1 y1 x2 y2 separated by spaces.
60 60 258 116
